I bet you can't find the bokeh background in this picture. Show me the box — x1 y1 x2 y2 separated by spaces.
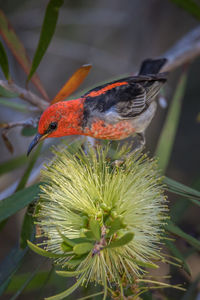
0 0 200 299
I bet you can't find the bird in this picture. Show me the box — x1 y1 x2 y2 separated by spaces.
27 58 167 156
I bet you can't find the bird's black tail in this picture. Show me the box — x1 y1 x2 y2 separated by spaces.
139 58 167 75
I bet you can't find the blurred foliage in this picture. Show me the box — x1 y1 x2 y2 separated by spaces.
0 0 200 299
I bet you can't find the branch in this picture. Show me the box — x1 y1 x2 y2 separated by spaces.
0 80 48 111
162 26 200 72
0 117 39 153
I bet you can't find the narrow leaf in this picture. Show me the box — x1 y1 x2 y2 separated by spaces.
0 85 18 98
170 0 200 21
6 270 55 293
0 154 26 175
0 10 48 100
9 262 42 300
51 64 92 104
164 176 200 202
0 98 31 112
0 245 28 296
27 240 66 258
89 218 101 240
65 255 88 267
73 242 93 255
20 205 35 249
56 265 89 277
0 183 40 222
0 40 9 79
106 232 134 248
155 73 187 172
165 221 200 251
28 0 64 81
46 274 85 300
165 240 191 275
2 130 13 153
16 143 42 192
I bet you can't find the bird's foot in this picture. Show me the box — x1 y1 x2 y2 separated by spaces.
112 132 146 167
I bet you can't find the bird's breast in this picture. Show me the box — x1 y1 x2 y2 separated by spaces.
84 119 135 140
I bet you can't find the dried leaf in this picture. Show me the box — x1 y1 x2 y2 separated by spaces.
2 130 13 153
51 64 92 104
28 0 64 82
0 10 48 100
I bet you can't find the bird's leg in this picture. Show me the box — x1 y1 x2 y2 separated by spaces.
112 132 146 166
134 132 146 152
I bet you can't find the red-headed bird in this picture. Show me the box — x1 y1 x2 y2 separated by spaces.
27 58 167 155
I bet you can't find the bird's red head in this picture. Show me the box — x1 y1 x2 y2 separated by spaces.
27 99 84 155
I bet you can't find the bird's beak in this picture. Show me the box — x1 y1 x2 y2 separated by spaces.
27 132 48 156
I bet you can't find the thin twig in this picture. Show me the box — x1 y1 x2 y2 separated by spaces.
0 117 39 130
0 80 48 111
0 117 39 153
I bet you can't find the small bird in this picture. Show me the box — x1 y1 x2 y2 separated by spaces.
27 58 167 155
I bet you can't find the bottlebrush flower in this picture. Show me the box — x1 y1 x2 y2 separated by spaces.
29 145 174 299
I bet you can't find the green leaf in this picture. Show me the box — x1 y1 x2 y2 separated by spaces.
56 265 89 277
9 261 42 300
65 255 88 267
0 85 18 98
46 273 85 300
0 183 40 222
6 270 55 293
0 245 28 296
16 143 42 192
164 177 200 205
20 205 35 249
165 240 191 275
155 73 187 172
89 218 101 240
106 232 134 248
106 217 125 237
27 240 66 258
165 221 200 251
21 126 38 136
28 0 64 81
0 98 31 112
0 40 9 79
73 242 93 255
61 242 73 253
84 230 96 240
0 10 48 100
0 154 27 176
170 0 200 21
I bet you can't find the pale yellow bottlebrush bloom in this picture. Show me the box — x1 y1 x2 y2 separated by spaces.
33 145 182 299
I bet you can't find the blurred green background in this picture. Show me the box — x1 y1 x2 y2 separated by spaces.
0 0 200 299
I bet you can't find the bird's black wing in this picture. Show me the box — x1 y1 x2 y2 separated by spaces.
82 74 166 127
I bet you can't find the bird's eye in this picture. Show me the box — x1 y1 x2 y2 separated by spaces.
49 122 57 131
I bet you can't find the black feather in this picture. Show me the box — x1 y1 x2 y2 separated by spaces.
139 58 167 75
